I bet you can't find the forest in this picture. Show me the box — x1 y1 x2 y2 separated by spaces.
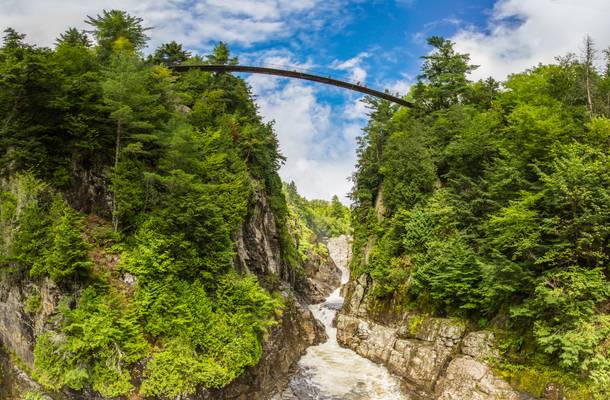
0 9 322 398
350 36 610 397
1 6 609 400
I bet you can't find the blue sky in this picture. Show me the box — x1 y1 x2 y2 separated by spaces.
3 0 610 202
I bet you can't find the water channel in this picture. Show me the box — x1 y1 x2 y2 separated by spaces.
283 236 408 400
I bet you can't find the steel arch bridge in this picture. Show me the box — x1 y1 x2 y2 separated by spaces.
170 64 412 107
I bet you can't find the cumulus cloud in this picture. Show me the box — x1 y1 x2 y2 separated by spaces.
331 52 370 83
247 70 364 203
0 0 330 51
0 0 363 202
239 48 372 203
451 0 610 80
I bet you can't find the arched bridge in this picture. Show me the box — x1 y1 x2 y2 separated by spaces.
171 64 412 107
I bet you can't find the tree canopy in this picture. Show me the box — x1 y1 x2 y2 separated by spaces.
351 36 610 398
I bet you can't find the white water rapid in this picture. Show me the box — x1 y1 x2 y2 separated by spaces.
283 235 408 400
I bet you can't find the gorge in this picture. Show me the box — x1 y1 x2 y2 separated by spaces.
1 7 610 400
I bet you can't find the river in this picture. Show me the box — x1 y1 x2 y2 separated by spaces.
281 235 408 400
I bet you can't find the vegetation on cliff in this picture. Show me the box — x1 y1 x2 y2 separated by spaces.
0 10 292 398
350 36 610 396
284 181 350 263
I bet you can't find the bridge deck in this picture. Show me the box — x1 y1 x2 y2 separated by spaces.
170 64 412 107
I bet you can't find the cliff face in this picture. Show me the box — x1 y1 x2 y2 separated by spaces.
336 190 525 400
337 275 523 400
234 183 341 302
337 274 523 400
296 246 341 304
204 296 325 400
0 184 326 400
207 185 327 399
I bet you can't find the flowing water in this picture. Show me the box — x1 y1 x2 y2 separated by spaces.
283 236 408 400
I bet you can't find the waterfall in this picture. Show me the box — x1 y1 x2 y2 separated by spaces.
280 235 408 400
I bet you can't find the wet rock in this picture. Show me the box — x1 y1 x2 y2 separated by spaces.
542 382 566 400
300 253 341 304
435 356 519 400
337 273 523 399
297 235 347 304
462 331 499 361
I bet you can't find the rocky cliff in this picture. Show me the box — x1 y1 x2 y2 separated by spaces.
209 185 328 399
337 275 526 400
0 184 327 400
297 251 341 304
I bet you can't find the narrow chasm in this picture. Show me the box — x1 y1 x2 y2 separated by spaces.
280 235 408 400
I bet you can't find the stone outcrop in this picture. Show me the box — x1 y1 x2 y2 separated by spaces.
0 183 327 399
235 184 287 281
435 355 519 400
0 276 61 371
296 235 347 304
203 296 326 400
1 344 48 400
337 273 523 400
326 235 351 281
299 250 341 303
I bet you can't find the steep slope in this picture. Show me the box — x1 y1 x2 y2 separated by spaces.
0 14 325 399
340 37 610 399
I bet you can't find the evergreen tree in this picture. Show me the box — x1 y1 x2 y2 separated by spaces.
85 10 151 59
56 28 90 47
150 41 191 65
100 51 160 231
206 41 238 65
413 36 478 111
30 195 91 282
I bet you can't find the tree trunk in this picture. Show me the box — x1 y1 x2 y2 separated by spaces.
112 119 122 233
586 65 593 115
583 36 596 117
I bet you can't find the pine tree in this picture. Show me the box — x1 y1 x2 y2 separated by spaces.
150 41 191 66
56 28 90 47
413 36 478 111
101 51 160 231
31 195 91 282
85 10 151 60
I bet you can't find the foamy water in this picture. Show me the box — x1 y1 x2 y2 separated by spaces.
285 236 408 400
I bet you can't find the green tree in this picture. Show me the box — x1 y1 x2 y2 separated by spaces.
38 196 91 282
56 28 90 47
85 9 150 59
413 36 478 111
206 41 237 65
150 41 191 65
101 51 160 231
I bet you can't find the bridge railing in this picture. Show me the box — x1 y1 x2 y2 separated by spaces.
171 62 411 106
226 61 405 98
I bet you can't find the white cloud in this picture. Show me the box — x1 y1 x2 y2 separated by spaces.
0 0 328 51
240 48 316 71
331 52 370 83
242 49 367 203
451 0 610 80
377 71 415 97
0 0 363 203
247 71 363 203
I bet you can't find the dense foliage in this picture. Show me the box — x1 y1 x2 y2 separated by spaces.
284 181 351 239
0 10 290 398
283 182 351 267
351 36 610 396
